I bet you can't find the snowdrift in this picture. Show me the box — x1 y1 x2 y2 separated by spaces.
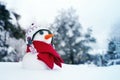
0 62 120 80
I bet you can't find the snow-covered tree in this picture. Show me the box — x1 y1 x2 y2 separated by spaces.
0 3 25 62
94 37 120 66
51 8 96 64
108 21 120 65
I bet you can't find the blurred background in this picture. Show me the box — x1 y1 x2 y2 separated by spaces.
0 0 120 67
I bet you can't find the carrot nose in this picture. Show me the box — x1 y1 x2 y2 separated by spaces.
45 34 54 40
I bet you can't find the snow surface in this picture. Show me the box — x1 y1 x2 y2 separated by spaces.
0 62 120 80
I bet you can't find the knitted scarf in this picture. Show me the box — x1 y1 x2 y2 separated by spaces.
26 41 64 69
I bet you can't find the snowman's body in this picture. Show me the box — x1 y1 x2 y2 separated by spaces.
22 25 62 70
22 52 48 70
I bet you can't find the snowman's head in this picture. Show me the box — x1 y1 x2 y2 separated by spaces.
26 23 54 45
32 29 54 44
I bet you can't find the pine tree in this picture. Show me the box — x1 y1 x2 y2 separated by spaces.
0 3 25 39
0 3 25 61
51 8 96 64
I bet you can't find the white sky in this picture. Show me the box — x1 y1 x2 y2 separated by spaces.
1 0 120 50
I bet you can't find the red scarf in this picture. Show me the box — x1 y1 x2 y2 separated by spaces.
26 41 64 69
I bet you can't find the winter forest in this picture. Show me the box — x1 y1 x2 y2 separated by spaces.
0 0 120 67
0 0 120 80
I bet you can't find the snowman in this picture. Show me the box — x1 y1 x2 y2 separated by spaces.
22 23 63 70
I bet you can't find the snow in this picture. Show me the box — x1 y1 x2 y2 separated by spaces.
0 62 120 80
22 53 49 70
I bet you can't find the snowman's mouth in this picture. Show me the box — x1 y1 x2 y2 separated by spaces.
45 34 54 40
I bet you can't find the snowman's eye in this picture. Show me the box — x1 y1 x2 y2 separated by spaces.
39 31 44 35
